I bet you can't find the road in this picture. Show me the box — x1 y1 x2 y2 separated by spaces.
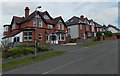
4 40 118 74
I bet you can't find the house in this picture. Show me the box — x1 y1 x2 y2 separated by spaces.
2 7 67 45
66 15 101 39
106 24 120 35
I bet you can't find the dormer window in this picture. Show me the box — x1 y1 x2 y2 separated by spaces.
43 15 49 19
33 20 36 26
39 20 42 27
4 26 8 32
12 23 16 30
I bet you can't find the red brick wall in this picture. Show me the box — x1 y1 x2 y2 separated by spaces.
100 36 117 40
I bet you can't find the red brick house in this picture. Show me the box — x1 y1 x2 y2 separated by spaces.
2 7 67 45
66 15 102 39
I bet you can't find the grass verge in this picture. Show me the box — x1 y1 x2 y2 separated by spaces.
83 41 105 47
2 51 65 69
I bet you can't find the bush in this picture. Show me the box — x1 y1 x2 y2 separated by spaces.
117 35 120 39
38 45 49 51
103 31 112 37
3 47 35 59
96 32 102 38
69 38 77 43
92 37 97 42
16 44 35 47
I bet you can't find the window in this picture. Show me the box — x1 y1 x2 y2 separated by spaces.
12 23 16 30
13 37 20 42
58 24 61 29
33 20 36 26
67 28 70 33
58 33 61 40
61 34 65 40
61 25 64 30
86 25 89 31
43 15 50 19
92 26 94 32
4 26 8 32
46 34 49 40
58 33 65 41
39 20 42 27
48 24 53 29
39 33 42 40
23 31 32 41
80 24 82 29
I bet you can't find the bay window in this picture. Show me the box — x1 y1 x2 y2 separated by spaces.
23 31 32 41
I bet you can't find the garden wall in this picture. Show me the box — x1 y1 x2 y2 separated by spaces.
77 38 94 45
100 36 117 41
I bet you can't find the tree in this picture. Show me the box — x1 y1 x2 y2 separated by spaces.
96 32 102 41
104 31 112 37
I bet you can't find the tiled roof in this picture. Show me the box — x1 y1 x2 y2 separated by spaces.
2 27 35 39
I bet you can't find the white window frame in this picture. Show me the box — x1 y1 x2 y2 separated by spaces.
39 20 42 27
58 24 61 29
39 33 42 40
58 33 65 41
80 24 82 29
23 31 32 41
86 25 89 31
33 19 36 26
61 24 64 30
43 15 49 19
92 25 94 32
48 24 53 29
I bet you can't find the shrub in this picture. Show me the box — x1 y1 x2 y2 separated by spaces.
69 38 77 43
4 47 35 59
117 35 120 39
16 44 35 47
92 37 97 42
96 32 102 38
103 31 112 37
38 45 49 51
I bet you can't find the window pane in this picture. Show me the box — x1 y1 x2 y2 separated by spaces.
24 32 27 36
29 32 32 35
33 20 36 26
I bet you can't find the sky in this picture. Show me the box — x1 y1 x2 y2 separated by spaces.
0 0 119 42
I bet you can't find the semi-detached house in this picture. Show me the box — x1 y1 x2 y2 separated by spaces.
66 15 103 39
2 7 67 45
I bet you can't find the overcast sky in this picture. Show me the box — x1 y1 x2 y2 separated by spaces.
0 0 119 42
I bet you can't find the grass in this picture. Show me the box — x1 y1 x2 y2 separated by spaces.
2 51 65 69
83 41 105 47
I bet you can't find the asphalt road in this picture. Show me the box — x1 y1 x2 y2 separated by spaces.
4 40 118 74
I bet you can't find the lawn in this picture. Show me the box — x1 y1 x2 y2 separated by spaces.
83 41 105 47
2 51 65 69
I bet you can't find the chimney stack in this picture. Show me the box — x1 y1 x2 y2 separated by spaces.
25 7 30 18
80 15 84 18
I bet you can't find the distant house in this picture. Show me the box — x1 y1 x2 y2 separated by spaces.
66 15 102 39
2 7 67 45
106 24 120 35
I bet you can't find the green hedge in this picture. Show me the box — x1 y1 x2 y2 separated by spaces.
3 44 50 59
38 45 49 51
3 47 35 59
